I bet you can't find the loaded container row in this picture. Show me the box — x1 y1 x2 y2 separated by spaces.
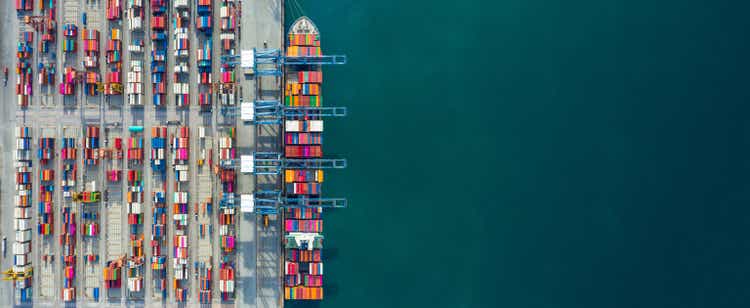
151 127 167 173
127 5 144 30
284 120 323 132
14 126 33 301
285 219 323 232
107 0 121 20
127 60 143 105
84 126 100 165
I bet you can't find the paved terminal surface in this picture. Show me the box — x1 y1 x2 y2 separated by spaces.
0 0 284 306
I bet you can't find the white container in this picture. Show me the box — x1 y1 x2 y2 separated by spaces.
309 120 324 132
14 208 29 219
13 242 30 254
15 230 31 242
14 219 31 231
173 0 188 9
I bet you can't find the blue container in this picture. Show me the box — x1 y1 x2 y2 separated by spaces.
93 287 99 301
128 126 144 132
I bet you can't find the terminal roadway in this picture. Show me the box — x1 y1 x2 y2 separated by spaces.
0 0 284 306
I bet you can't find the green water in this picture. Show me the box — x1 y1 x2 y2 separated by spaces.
286 0 750 307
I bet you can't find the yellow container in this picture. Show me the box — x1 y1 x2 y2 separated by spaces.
111 29 121 40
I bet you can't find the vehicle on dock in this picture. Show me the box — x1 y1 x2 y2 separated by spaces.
2 236 6 256
3 67 7 86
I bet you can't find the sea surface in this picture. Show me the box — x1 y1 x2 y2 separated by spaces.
285 0 750 307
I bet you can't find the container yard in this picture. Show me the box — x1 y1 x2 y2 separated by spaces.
0 0 349 306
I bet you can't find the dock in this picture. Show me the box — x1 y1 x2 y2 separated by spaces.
0 0 348 306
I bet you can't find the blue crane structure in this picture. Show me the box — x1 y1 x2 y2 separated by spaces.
231 48 349 214
227 190 348 214
220 48 347 72
220 152 346 175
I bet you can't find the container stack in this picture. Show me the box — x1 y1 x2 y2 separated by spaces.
61 137 77 199
60 66 76 95
83 29 101 95
126 0 144 31
216 127 236 300
150 125 168 297
173 0 187 9
218 0 236 110
14 127 33 303
171 126 190 301
62 206 77 302
41 2 57 50
196 0 212 32
151 126 167 174
127 128 145 294
61 131 78 301
39 137 55 236
81 212 99 236
63 24 77 52
105 29 123 96
217 0 234 52
220 2 237 31
103 261 122 289
199 92 212 112
128 136 144 163
126 253 144 293
151 188 168 296
198 263 212 303
126 171 144 227
16 34 33 107
107 0 121 20
83 29 100 67
37 63 56 87
171 126 190 180
173 13 189 57
173 61 189 107
84 125 100 165
219 263 234 301
150 0 167 106
127 59 143 105
38 137 55 164
16 0 32 12
173 8 190 107
198 38 213 109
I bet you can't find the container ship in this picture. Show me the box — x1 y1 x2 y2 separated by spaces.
283 16 327 301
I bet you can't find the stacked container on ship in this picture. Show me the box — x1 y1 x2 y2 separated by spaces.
283 17 339 301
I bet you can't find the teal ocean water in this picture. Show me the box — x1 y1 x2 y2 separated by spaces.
286 0 750 307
